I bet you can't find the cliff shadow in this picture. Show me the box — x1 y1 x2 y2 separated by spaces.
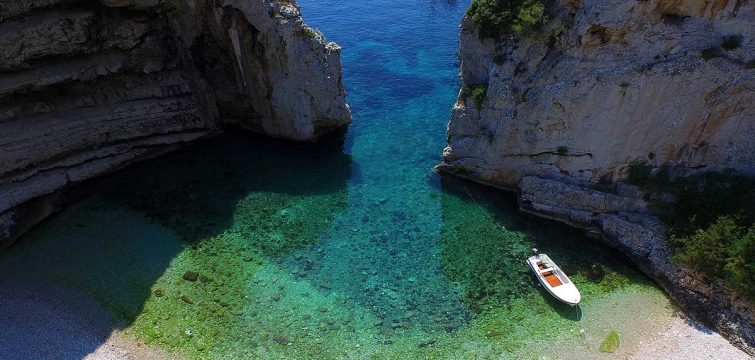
0 130 354 359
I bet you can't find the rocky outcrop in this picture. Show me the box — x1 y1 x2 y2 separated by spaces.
0 0 351 248
440 0 754 187
439 0 754 352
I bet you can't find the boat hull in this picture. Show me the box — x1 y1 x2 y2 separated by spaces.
527 255 581 306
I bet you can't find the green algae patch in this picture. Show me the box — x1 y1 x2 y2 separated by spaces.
599 330 620 353
124 233 265 358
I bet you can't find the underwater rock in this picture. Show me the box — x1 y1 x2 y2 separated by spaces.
418 339 437 348
180 294 194 304
587 264 606 283
183 271 200 282
153 289 165 298
599 331 620 353
273 335 292 346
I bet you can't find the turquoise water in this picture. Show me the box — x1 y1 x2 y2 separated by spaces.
0 1 672 359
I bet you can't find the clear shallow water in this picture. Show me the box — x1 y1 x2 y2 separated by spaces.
0 1 673 359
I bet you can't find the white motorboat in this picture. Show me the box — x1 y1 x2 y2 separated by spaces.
526 249 581 306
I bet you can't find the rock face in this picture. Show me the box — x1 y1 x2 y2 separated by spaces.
441 0 754 187
439 0 754 352
0 0 351 247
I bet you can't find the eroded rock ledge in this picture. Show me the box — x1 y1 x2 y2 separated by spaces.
518 176 754 352
0 0 351 248
439 0 754 353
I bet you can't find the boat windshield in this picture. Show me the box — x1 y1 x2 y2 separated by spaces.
540 254 555 269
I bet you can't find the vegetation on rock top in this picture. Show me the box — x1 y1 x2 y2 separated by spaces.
631 167 755 302
662 172 755 302
467 0 550 38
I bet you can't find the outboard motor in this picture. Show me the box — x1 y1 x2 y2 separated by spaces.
532 248 540 256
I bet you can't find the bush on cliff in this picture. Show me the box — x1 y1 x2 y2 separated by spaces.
467 0 549 38
470 85 488 109
670 217 755 302
661 171 755 302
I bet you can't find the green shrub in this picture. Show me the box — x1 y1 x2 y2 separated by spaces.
302 26 321 40
556 146 568 155
661 171 755 302
467 0 549 38
726 227 755 300
670 216 743 278
721 34 742 50
470 85 488 109
700 47 723 60
670 217 755 302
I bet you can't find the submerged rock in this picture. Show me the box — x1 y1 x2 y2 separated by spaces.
183 271 200 282
418 339 437 348
587 264 606 283
273 335 292 346
599 331 620 353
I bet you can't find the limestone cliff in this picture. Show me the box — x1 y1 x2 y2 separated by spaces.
0 0 351 247
442 0 753 187
439 0 754 352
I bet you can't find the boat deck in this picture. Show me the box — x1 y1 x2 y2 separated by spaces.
537 262 563 287
542 271 563 287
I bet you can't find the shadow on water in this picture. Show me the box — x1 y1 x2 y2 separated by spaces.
535 287 584 321
101 129 355 248
0 131 353 359
436 174 653 319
